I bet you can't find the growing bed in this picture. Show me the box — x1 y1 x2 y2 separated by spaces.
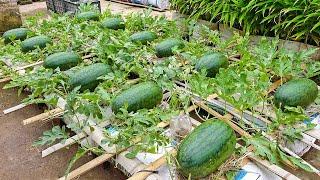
1 3 320 180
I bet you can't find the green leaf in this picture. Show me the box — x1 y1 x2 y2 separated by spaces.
246 136 279 164
288 156 314 172
65 147 89 177
33 126 69 146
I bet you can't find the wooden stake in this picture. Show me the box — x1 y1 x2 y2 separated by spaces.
305 130 320 141
58 153 115 180
193 99 251 138
22 108 65 125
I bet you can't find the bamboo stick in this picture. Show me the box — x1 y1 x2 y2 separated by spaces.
58 153 115 180
42 119 114 157
300 134 320 151
22 108 65 125
193 99 251 138
58 122 170 180
210 97 320 175
262 131 320 176
211 97 272 125
305 130 320 141
129 113 300 180
211 97 320 150
0 54 94 84
58 105 197 180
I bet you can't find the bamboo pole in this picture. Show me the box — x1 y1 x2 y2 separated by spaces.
0 54 94 83
58 153 115 180
129 112 300 180
42 120 114 157
266 78 288 94
22 108 65 125
193 99 251 138
59 122 170 180
211 97 320 150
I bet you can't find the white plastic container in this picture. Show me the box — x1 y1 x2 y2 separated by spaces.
131 0 169 9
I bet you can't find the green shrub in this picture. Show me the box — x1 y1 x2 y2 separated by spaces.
171 0 320 45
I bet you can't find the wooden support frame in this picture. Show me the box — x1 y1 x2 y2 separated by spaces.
58 153 115 180
0 54 95 84
128 107 301 180
200 97 320 175
3 66 317 179
58 105 198 180
176 82 320 177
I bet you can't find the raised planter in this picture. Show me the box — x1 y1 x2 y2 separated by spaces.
172 12 320 60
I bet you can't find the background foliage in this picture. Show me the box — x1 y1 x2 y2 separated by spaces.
170 0 320 45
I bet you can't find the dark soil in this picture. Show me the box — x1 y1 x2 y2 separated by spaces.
0 82 126 180
311 75 320 86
